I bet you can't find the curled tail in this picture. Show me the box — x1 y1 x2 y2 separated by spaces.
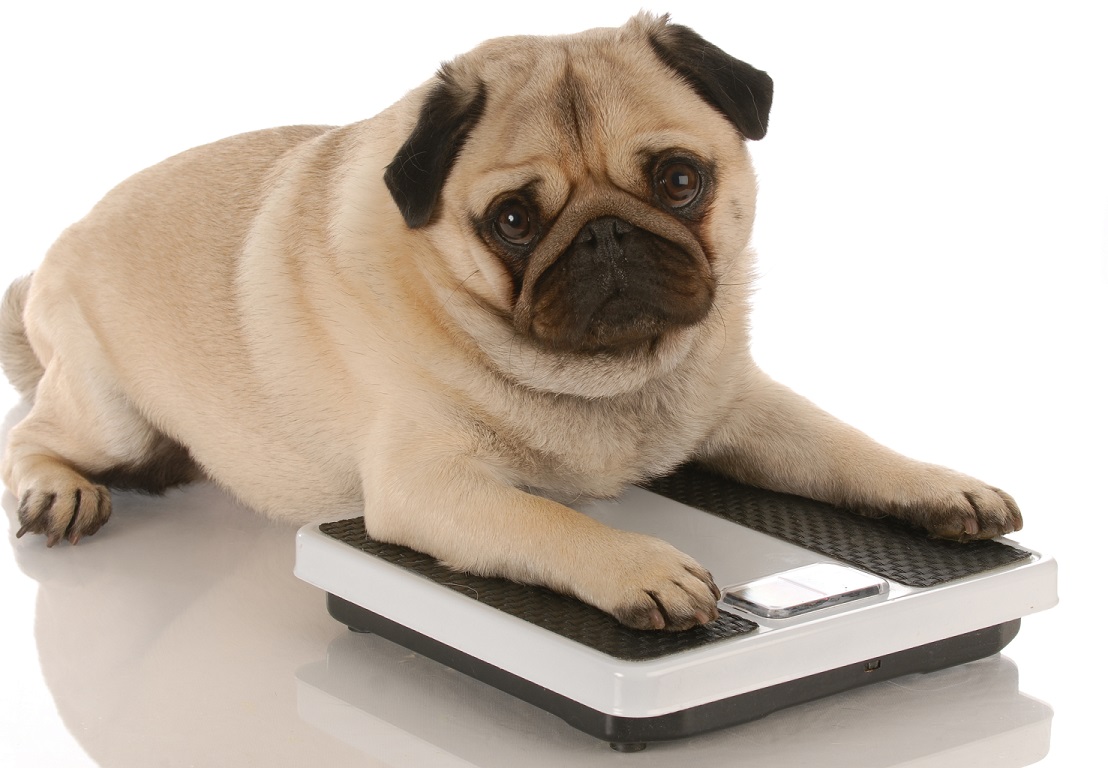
1 274 45 400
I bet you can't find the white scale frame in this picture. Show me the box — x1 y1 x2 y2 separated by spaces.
295 485 1057 749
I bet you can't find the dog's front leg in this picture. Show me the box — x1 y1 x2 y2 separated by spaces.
360 438 719 631
696 368 1022 540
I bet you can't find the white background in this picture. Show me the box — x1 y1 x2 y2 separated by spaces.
1 1 1105 766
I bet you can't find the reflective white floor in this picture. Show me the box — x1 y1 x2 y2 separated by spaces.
1 2 1105 766
0 440 1078 768
0 444 1070 768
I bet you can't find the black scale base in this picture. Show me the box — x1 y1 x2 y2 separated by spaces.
319 464 1031 750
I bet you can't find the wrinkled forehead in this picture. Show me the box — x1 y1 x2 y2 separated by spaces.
448 38 731 215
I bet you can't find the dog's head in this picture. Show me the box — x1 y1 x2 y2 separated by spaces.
384 13 772 396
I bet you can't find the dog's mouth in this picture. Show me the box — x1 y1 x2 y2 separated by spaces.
513 191 714 356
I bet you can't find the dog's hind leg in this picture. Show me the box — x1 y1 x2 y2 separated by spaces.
2 353 199 546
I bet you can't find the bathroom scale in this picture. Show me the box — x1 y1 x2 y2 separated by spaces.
294 464 1057 751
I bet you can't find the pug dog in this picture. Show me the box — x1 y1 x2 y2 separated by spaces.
0 13 1021 631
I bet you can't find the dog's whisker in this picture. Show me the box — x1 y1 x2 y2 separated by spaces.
442 269 481 310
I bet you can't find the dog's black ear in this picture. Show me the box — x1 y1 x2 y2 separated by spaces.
384 70 487 228
649 24 773 140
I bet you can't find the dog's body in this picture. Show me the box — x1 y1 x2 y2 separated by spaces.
1 14 1021 630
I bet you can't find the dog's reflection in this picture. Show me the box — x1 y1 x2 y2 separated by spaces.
8 472 1053 767
8 479 373 767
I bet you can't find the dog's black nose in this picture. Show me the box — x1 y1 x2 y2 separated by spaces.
574 216 635 248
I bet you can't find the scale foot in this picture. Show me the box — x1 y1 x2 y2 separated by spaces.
347 626 374 634
610 742 647 753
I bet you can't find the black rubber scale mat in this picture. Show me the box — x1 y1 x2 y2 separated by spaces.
645 464 1032 588
320 516 758 661
319 465 1031 660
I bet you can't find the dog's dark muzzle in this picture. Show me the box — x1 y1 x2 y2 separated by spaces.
528 216 712 353
513 189 715 355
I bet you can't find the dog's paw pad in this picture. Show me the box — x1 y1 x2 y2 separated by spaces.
878 468 1023 542
931 485 1022 541
597 536 721 632
16 474 111 546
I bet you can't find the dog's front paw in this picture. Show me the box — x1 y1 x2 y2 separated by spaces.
15 463 112 547
862 466 1022 542
586 532 721 631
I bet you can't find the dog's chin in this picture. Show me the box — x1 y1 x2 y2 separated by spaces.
432 279 710 397
487 320 705 399
430 269 717 398
526 300 708 358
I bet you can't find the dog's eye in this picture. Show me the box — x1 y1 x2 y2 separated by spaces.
655 161 701 208
494 201 536 246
